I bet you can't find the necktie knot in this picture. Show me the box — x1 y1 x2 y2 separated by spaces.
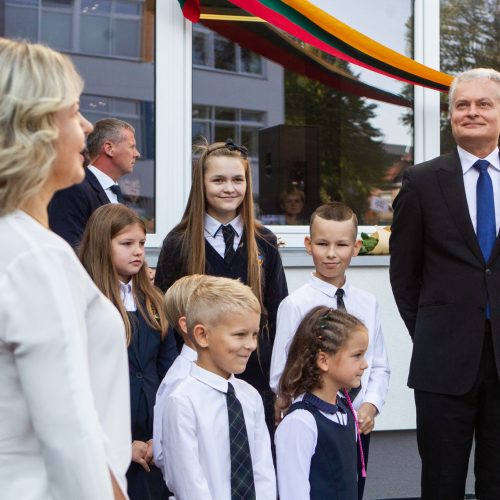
335 288 346 311
473 159 490 173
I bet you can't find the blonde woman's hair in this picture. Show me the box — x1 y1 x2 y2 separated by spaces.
79 204 168 344
172 138 266 313
0 38 83 215
186 276 261 338
163 274 206 330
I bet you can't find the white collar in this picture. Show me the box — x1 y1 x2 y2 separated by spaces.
180 344 198 361
458 146 500 174
204 213 244 237
88 165 117 190
307 272 350 299
190 362 236 394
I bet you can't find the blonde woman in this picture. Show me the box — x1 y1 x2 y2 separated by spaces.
0 39 130 499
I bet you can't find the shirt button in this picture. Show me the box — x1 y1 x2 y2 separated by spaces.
136 372 143 379
486 268 492 275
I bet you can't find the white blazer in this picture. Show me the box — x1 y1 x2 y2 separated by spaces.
0 211 131 500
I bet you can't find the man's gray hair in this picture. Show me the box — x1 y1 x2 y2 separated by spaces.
87 118 135 159
449 68 500 109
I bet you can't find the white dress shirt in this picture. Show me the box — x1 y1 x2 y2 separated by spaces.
275 393 354 500
153 344 197 475
458 146 500 234
163 362 276 500
88 165 121 204
204 213 243 257
270 273 390 412
0 211 131 499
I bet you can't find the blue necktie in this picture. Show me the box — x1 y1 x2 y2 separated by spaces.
474 159 495 319
474 160 496 262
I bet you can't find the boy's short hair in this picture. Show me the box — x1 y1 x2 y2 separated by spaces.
310 201 358 240
186 276 261 335
163 274 206 329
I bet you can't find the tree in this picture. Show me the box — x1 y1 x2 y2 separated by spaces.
285 59 390 221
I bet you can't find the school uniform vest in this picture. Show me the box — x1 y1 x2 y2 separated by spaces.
287 398 358 500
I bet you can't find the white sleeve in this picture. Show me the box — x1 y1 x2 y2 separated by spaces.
163 394 213 500
275 410 317 500
363 302 391 413
252 393 277 500
1 248 115 500
270 299 303 393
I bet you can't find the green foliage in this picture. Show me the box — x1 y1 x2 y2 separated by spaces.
358 232 380 255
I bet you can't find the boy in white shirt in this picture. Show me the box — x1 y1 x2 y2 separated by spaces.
153 274 206 478
162 276 276 500
270 201 390 499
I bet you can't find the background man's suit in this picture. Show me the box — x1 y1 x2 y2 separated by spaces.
49 168 109 247
390 148 500 498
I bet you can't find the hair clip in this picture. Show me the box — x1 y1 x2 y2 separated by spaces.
319 307 334 329
225 138 248 157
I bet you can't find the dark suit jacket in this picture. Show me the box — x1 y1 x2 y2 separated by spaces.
49 168 109 247
128 310 177 441
389 148 500 395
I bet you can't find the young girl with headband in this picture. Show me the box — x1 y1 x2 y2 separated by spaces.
80 204 177 500
155 138 288 433
275 306 369 499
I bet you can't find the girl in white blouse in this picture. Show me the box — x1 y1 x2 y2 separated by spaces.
275 306 369 500
0 38 130 500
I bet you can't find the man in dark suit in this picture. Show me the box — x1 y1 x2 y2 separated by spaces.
49 117 140 247
390 68 500 499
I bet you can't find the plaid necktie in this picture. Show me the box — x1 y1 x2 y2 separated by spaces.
226 382 256 500
221 224 237 263
110 184 125 203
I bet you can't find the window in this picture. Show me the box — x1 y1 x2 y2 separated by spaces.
193 25 265 76
192 105 266 194
4 0 156 232
192 1 414 226
5 0 145 60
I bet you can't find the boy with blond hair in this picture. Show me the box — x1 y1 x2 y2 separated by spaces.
162 276 276 500
153 274 206 478
270 201 390 499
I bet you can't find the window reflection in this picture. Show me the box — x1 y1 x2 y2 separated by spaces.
193 1 414 225
3 0 156 232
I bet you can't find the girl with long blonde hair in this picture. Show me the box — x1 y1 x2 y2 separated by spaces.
154 138 288 433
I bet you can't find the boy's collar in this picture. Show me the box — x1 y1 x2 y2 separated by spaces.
308 272 350 299
190 361 236 393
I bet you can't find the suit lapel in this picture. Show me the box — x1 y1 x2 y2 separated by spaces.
486 152 500 264
437 150 485 264
85 168 110 205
